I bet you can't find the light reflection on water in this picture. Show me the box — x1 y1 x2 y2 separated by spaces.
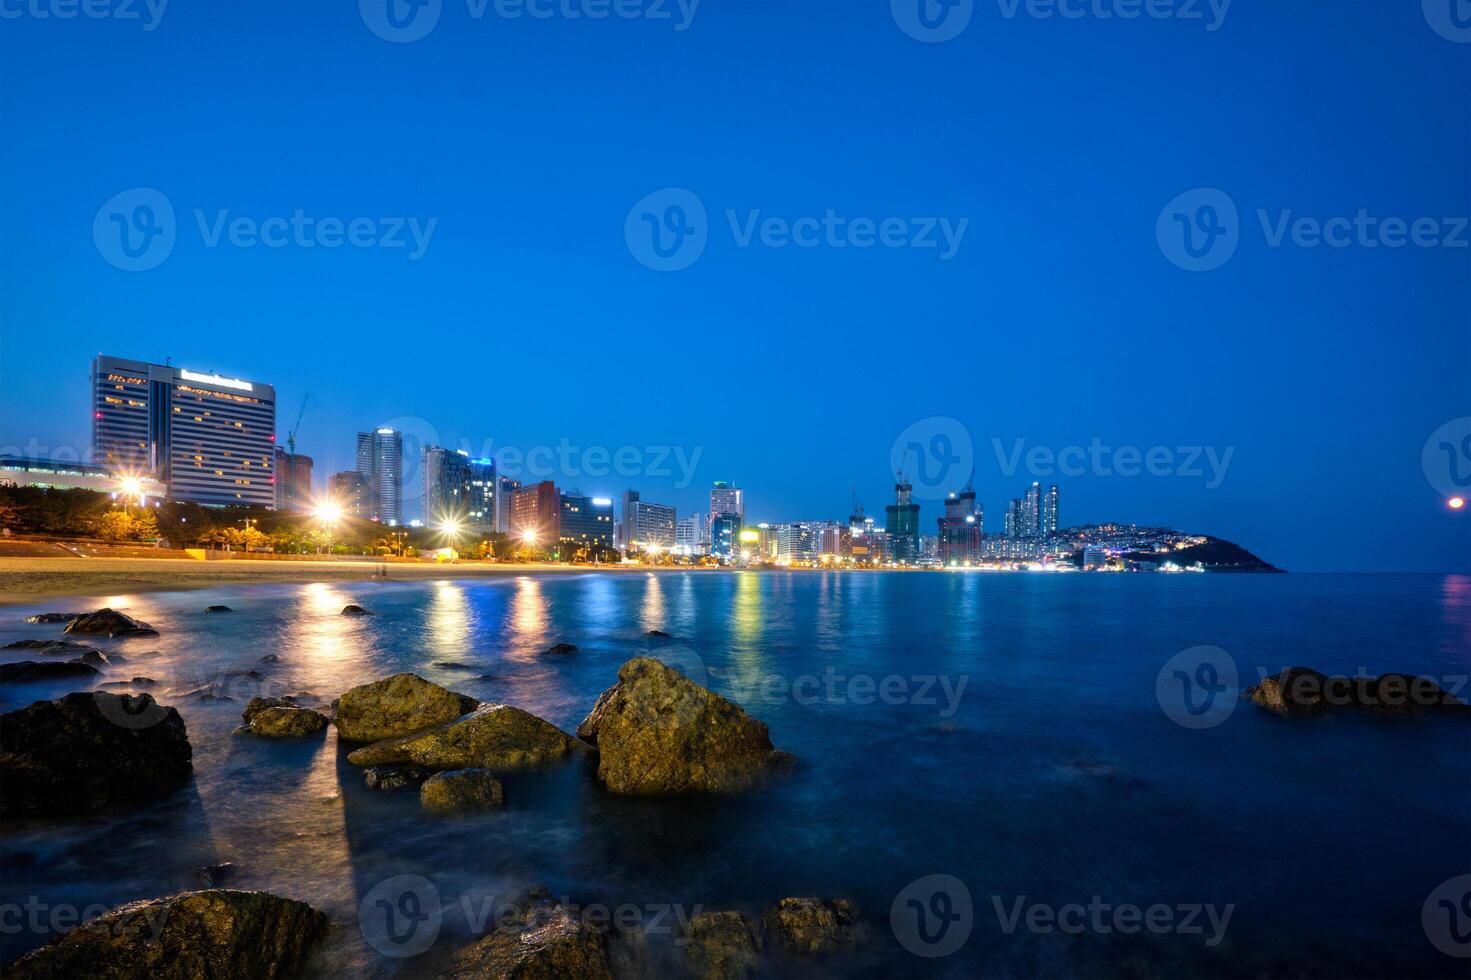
0 573 1467 978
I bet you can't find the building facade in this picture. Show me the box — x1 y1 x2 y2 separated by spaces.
1043 484 1060 536
510 480 559 545
329 471 369 518
559 493 615 554
675 512 705 554
422 446 472 527
467 458 496 534
0 455 165 497
885 478 921 563
91 355 277 507
356 429 403 524
709 481 744 522
937 488 983 565
273 449 314 512
709 512 741 559
622 490 676 551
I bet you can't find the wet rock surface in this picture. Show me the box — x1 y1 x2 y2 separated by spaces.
250 706 329 738
0 661 100 684
2 639 95 655
683 910 762 980
341 604 373 617
333 673 478 743
3 889 327 979
0 692 191 818
363 764 432 791
419 769 506 812
1246 667 1471 717
21 612 87 625
63 608 159 638
576 657 789 795
443 890 618 980
347 704 579 772
761 898 859 956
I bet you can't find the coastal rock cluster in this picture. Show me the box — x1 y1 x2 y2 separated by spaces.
1245 667 1470 718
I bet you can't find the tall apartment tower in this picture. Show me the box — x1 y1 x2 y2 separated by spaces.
356 428 403 524
1043 484 1059 536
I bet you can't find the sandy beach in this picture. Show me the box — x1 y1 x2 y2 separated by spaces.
0 556 696 606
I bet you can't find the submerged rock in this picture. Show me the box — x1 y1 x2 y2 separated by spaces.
363 764 431 791
576 657 789 795
2 639 94 655
544 642 579 655
333 673 478 743
1246 667 1471 718
71 650 120 667
4 889 327 979
683 911 762 980
341 604 373 617
21 612 87 625
347 704 579 771
646 629 671 639
444 890 617 980
63 608 159 638
196 862 239 887
204 605 234 613
242 696 297 723
259 654 281 664
420 769 505 812
250 706 329 738
0 692 191 818
762 898 859 956
0 661 100 684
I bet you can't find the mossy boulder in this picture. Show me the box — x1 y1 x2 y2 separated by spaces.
683 911 762 979
250 706 329 738
346 704 578 771
443 890 615 980
576 657 789 795
3 889 327 979
332 673 477 743
419 769 505 812
0 692 191 818
761 898 859 956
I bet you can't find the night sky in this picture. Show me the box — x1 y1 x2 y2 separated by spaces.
1 0 1467 572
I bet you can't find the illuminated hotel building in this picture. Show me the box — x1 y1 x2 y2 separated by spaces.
91 355 276 507
355 428 403 524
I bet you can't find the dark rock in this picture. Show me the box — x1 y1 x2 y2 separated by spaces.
1245 667 1471 718
0 692 191 818
363 765 431 791
249 706 329 738
71 650 121 667
544 642 579 655
683 911 762 980
341 604 373 617
333 673 478 743
63 608 159 638
444 890 616 979
22 612 87 625
204 605 233 613
197 862 238 887
646 629 672 638
4 889 327 979
0 661 100 684
173 688 237 703
259 654 281 663
420 769 505 812
347 704 579 771
576 657 790 795
242 696 297 724
762 898 859 956
433 661 478 670
98 677 158 688
2 639 94 655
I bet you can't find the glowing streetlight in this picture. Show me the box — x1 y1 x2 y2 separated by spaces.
313 502 343 525
1451 497 1466 511
521 528 538 545
115 474 146 507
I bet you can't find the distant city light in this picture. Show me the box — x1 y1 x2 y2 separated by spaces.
1451 497 1466 511
592 497 613 506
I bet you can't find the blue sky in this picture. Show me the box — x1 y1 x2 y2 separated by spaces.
1 0 1467 572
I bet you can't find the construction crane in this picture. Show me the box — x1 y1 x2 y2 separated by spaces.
286 394 310 457
850 490 865 522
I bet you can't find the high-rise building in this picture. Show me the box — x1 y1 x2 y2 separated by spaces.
675 512 705 553
776 522 817 563
495 477 521 533
885 477 921 564
1022 482 1042 538
274 449 314 512
91 355 277 507
467 458 496 534
623 490 676 551
422 446 472 527
937 487 983 565
1004 497 1023 538
559 492 614 554
709 481 744 522
710 513 742 559
510 480 559 546
329 470 369 518
356 429 403 524
1043 484 1060 537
